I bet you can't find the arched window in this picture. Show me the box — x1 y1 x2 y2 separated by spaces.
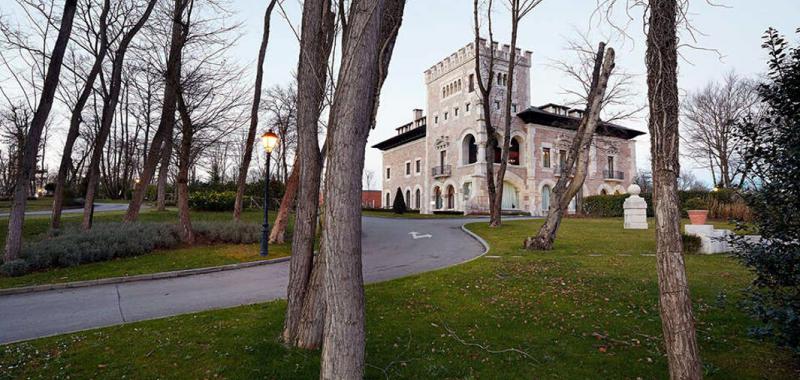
433 186 442 209
503 73 508 85
600 189 608 195
405 189 411 206
446 185 455 209
462 134 478 164
492 138 501 163
385 192 390 208
496 72 502 85
541 185 551 213
509 137 521 165
415 188 421 209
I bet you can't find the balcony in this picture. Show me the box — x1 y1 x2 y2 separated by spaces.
432 165 452 178
603 170 625 181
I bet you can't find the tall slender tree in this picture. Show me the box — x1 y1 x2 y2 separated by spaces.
124 0 189 222
282 0 335 348
319 0 405 377
51 0 112 230
4 0 79 262
232 0 278 221
81 0 158 230
646 0 703 378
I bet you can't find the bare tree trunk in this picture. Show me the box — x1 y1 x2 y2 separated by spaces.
647 1 703 378
81 0 157 230
233 0 278 221
319 1 405 378
175 92 195 243
269 156 298 244
156 133 173 211
282 0 335 346
524 43 615 250
472 0 499 225
51 0 111 231
124 0 187 223
4 0 77 262
294 230 327 349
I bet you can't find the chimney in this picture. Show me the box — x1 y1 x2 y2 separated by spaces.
412 108 423 122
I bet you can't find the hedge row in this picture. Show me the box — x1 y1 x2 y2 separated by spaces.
0 221 262 277
581 189 750 219
189 191 238 211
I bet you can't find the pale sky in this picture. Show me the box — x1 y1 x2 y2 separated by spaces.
5 0 800 188
237 0 798 188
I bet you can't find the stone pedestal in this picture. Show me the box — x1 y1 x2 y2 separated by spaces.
684 224 732 254
623 184 648 229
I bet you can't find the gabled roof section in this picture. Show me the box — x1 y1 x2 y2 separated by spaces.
372 125 427 151
517 106 645 140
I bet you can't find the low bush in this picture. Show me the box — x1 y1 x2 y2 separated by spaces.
1 221 264 277
683 197 707 211
582 193 654 217
682 233 702 254
189 191 238 211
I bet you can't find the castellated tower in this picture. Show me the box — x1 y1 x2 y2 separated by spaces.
421 40 533 214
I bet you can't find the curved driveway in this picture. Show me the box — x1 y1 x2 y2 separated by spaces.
0 203 131 218
0 216 486 344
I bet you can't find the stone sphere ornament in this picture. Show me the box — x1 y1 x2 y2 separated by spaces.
627 184 641 196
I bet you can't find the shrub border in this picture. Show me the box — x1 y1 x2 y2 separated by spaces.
0 256 290 296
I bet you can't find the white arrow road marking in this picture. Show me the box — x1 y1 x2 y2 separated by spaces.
409 231 432 239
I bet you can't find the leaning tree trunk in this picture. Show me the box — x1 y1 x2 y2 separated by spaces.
524 43 615 250
233 0 278 221
269 156 298 244
293 217 327 349
319 1 405 378
124 0 186 223
646 1 703 378
81 0 157 230
51 0 111 231
175 92 195 243
4 0 77 261
156 135 173 211
282 0 335 346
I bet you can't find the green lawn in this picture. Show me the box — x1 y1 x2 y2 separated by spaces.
1 218 795 379
0 209 292 290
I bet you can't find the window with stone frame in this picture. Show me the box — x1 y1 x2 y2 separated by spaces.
542 147 551 168
405 162 411 175
415 159 421 173
386 167 391 179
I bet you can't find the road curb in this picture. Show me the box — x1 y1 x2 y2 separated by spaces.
0 256 290 297
460 223 491 258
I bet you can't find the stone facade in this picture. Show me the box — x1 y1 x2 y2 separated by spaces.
373 40 644 215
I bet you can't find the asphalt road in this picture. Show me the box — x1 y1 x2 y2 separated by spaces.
0 203 130 218
0 216 487 344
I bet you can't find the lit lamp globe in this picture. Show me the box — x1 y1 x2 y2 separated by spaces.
261 130 279 154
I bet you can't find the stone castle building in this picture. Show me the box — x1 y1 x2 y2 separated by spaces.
372 40 644 215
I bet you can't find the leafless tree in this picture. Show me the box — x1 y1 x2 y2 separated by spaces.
677 170 707 191
3 0 78 261
81 0 158 230
524 43 616 250
363 168 375 190
682 71 759 188
632 168 652 193
550 30 644 123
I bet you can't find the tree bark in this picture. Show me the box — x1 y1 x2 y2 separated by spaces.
524 43 615 250
646 1 703 378
282 0 335 346
293 232 327 349
233 0 278 221
80 0 157 230
156 134 173 211
175 91 195 243
124 0 187 223
269 156 298 244
51 0 111 231
319 1 405 378
4 0 78 261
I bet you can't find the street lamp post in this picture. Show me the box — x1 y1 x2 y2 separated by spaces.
260 130 279 257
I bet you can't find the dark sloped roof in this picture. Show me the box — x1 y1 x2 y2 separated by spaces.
517 106 645 140
372 125 427 151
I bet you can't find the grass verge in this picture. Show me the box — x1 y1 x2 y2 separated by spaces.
0 218 795 379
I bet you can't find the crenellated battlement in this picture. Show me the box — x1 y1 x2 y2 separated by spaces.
424 39 532 83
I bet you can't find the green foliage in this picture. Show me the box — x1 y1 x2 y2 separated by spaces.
683 197 708 211
582 194 654 217
1 221 264 277
189 191 238 211
392 188 407 214
682 233 702 254
731 27 800 352
0 259 29 277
